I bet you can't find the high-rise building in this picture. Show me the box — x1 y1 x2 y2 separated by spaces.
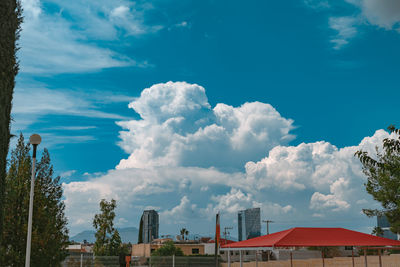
377 215 398 240
140 210 159 243
238 207 261 241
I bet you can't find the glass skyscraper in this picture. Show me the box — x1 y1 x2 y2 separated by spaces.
238 207 261 241
140 210 159 243
377 215 398 240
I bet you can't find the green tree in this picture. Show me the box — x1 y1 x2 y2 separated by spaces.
371 226 384 237
180 228 189 241
151 240 184 256
93 199 122 256
355 125 400 234
31 148 69 265
1 134 69 266
1 133 31 266
0 0 23 243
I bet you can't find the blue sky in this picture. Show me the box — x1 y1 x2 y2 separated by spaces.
12 0 400 237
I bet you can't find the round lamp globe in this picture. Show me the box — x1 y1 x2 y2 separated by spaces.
29 134 41 145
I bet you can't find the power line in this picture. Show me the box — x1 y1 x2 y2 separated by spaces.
223 226 233 244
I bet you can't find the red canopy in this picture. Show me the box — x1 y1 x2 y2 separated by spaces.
221 227 400 248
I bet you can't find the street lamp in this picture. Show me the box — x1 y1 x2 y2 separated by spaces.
25 134 41 267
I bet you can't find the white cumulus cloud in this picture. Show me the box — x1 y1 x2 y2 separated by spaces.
116 81 295 171
62 82 392 236
348 0 400 30
245 129 392 215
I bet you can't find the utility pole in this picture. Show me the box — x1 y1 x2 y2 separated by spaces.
223 227 233 245
262 220 274 235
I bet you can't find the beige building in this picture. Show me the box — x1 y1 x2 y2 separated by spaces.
131 238 206 257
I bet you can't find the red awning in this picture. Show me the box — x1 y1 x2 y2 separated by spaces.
221 227 400 248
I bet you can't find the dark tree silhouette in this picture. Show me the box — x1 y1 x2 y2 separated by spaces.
0 0 23 243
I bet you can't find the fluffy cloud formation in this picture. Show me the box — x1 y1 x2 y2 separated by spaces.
348 0 400 30
63 82 391 236
307 0 400 49
117 81 295 171
64 166 244 232
203 188 293 218
161 196 198 224
245 129 391 216
19 0 157 74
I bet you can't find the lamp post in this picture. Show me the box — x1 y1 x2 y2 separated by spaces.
25 134 41 267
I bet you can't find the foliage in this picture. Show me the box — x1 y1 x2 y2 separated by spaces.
355 125 400 233
120 242 131 255
0 0 23 244
0 134 69 266
151 240 184 256
180 228 189 241
371 226 384 236
93 199 122 256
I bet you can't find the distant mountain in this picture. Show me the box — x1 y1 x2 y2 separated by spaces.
71 227 139 244
118 227 139 243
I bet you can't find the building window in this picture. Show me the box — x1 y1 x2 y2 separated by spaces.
345 246 353 250
192 248 199 254
246 251 249 255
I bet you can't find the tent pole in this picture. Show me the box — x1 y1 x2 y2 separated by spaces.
321 250 325 267
290 250 293 267
364 248 368 267
352 247 355 267
228 249 231 267
240 250 242 267
378 249 382 267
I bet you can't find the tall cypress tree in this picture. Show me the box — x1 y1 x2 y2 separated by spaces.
0 0 23 243
1 134 69 266
1 133 31 266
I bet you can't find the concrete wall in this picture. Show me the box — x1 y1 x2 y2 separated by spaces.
221 254 400 267
132 243 151 257
175 243 205 255
204 243 215 255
